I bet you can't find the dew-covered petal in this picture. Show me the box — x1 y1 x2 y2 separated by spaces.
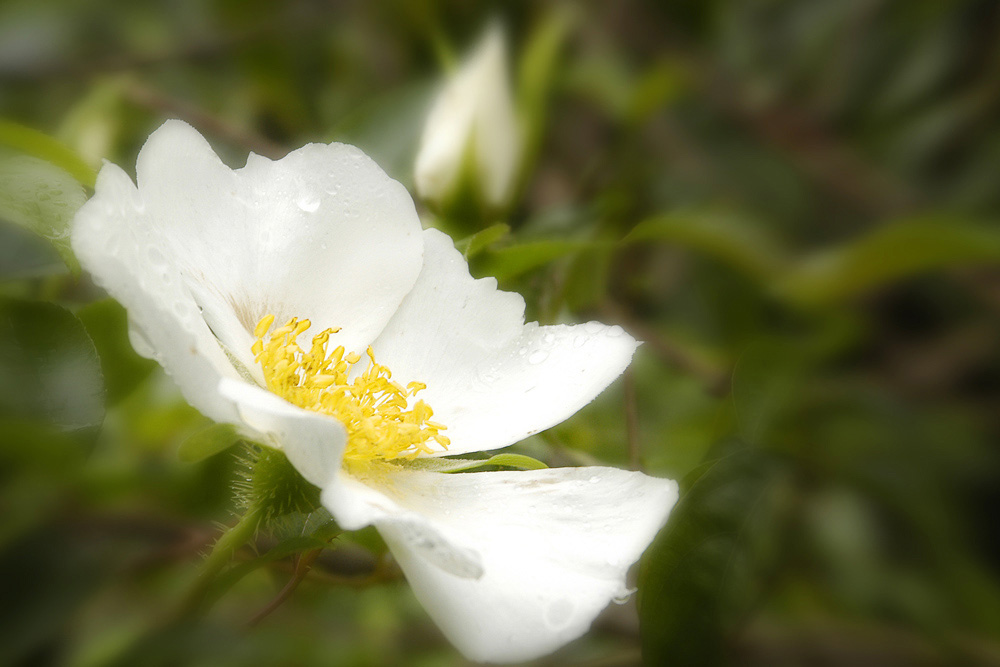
131 120 423 369
322 465 677 663
218 377 346 488
72 162 243 423
370 229 639 456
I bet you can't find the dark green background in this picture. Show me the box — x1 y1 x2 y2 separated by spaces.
1 1 999 665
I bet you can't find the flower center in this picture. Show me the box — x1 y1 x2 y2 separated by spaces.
252 314 449 467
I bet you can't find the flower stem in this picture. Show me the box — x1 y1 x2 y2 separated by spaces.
176 508 262 618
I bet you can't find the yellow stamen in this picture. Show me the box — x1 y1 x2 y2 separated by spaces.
252 315 449 467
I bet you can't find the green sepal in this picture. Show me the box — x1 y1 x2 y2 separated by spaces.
236 444 323 523
408 452 549 474
177 423 243 463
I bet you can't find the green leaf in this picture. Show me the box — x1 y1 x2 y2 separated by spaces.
455 222 510 258
410 453 549 474
178 423 243 463
0 221 66 280
639 447 789 665
0 120 96 188
626 210 787 279
777 217 1000 306
480 239 602 280
0 154 87 273
517 7 573 169
0 298 104 431
77 299 157 405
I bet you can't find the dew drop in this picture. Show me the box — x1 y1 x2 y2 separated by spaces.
607 324 624 337
572 335 587 348
297 195 321 213
613 588 636 605
584 321 603 334
528 350 549 365
543 333 555 344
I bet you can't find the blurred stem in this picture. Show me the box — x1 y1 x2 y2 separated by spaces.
246 548 322 627
624 369 642 471
177 507 262 618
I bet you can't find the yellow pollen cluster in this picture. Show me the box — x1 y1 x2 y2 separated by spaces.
252 314 449 466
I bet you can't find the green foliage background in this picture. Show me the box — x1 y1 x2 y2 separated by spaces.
2 1 1000 665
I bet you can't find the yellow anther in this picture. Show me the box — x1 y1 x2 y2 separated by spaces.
254 314 276 338
251 314 448 467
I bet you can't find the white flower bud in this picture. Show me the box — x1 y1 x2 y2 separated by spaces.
415 25 521 210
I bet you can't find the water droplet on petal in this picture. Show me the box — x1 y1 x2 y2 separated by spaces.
543 333 555 344
607 325 624 337
297 195 321 212
528 350 548 364
545 599 574 628
584 321 603 334
613 588 636 605
572 335 587 348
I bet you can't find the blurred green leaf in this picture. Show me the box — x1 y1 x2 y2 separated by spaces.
77 299 156 405
0 221 66 280
0 119 96 188
628 58 689 124
480 239 603 280
639 448 789 664
517 7 573 169
178 423 242 463
626 210 787 279
0 154 87 273
778 218 1000 306
455 222 510 258
0 298 104 431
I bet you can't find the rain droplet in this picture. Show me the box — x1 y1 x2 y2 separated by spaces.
297 195 321 213
528 350 549 365
607 325 624 337
613 588 636 605
584 321 603 334
543 333 555 344
572 335 587 348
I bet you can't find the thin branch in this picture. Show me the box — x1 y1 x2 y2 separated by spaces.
124 82 286 159
246 548 322 627
603 302 730 396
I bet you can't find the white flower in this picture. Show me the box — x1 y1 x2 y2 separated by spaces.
72 120 677 664
415 24 521 210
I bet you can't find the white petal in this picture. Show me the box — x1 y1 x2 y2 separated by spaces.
322 465 678 663
218 378 345 488
133 120 423 366
73 120 425 418
72 162 243 423
370 229 639 456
